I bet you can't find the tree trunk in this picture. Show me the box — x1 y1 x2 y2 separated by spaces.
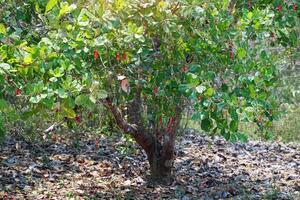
103 96 181 180
145 131 176 179
148 153 173 178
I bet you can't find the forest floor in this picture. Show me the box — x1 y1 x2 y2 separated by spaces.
0 131 299 200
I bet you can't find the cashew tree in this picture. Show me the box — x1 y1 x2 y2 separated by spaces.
0 0 299 178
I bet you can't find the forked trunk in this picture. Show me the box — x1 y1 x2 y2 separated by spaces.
103 96 181 180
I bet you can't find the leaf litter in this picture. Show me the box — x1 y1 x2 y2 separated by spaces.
0 130 299 199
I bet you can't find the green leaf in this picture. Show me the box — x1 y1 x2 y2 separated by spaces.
57 89 68 99
258 92 267 100
201 118 213 132
236 132 248 142
45 0 58 13
49 77 58 82
192 112 205 120
0 23 6 35
89 95 97 104
29 94 47 104
204 88 214 97
0 115 5 141
178 84 190 93
97 90 108 99
30 96 42 104
186 73 200 86
21 110 37 120
24 55 33 64
62 105 76 118
33 82 44 94
0 63 11 72
249 84 256 98
247 12 253 20
230 108 238 121
52 67 64 77
237 48 246 59
75 94 94 107
260 50 268 59
230 133 238 142
254 21 261 29
58 2 69 17
195 85 206 94
221 129 230 140
229 120 238 132
75 95 86 106
0 99 9 111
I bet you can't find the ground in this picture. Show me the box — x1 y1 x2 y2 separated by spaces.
0 131 299 200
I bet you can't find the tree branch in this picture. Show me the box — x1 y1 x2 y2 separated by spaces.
171 2 180 15
127 85 144 128
102 97 155 154
102 97 136 134
161 105 183 161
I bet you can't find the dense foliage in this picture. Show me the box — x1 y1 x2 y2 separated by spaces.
0 0 299 176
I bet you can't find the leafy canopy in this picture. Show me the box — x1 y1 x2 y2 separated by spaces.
0 0 299 141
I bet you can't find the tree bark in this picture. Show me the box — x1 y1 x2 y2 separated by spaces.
147 132 175 178
148 153 173 178
102 95 182 179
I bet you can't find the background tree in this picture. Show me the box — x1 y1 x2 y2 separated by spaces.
0 0 299 178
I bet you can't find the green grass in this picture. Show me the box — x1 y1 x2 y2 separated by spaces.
273 107 300 142
186 106 300 143
239 107 300 143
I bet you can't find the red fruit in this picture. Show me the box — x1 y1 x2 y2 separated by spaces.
292 4 297 11
55 108 60 113
230 51 234 60
277 5 282 12
181 64 189 72
75 115 81 123
52 134 58 142
271 32 276 38
268 109 273 116
88 112 93 118
116 52 121 62
159 117 163 126
153 87 158 95
94 49 99 61
15 88 22 96
248 0 252 9
258 115 263 123
123 52 127 60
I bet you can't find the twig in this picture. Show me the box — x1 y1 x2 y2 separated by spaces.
171 2 180 15
43 121 63 134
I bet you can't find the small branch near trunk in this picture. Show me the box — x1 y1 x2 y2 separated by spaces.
101 97 155 155
127 85 144 128
102 97 137 134
162 108 182 157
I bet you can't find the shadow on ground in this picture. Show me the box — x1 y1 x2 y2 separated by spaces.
0 131 299 199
